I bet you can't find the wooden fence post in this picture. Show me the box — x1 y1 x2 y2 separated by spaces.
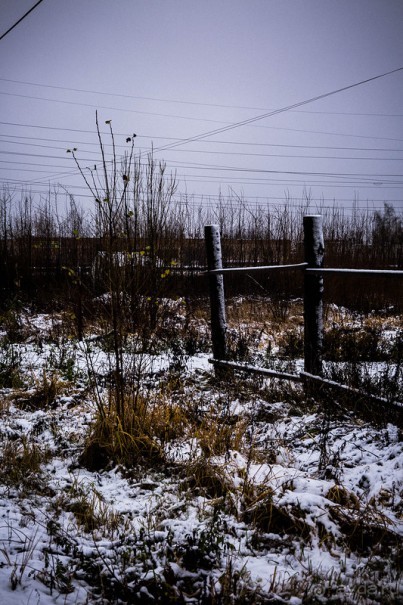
204 225 227 363
303 215 324 376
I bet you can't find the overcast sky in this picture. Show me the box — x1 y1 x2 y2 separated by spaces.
1 0 403 215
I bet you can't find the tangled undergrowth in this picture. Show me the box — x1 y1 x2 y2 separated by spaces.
0 301 402 604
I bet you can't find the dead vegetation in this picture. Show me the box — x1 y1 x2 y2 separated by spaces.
0 303 402 603
0 124 401 602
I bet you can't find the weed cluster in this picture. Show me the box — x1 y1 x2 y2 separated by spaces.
0 436 51 494
0 117 402 603
81 391 189 471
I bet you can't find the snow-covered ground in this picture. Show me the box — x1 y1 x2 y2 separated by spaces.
0 309 402 604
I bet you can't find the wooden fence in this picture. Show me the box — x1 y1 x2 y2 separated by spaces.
205 215 403 420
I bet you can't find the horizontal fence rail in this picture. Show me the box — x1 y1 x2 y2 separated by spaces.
204 262 308 275
301 371 403 425
206 266 403 277
204 216 402 418
209 359 302 382
305 268 403 276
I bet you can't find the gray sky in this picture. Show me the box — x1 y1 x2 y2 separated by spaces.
1 0 403 215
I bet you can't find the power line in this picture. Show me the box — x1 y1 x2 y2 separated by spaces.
28 169 403 189
0 91 232 125
176 177 403 189
2 148 402 182
251 124 403 144
0 120 105 135
2 130 403 152
2 132 403 191
0 77 254 110
1 119 403 146
1 77 402 118
2 64 403 200
4 159 403 188
0 179 398 209
0 150 99 162
0 159 74 169
289 109 403 118
3 90 403 143
2 136 403 162
159 156 403 182
151 149 403 162
0 0 44 42
2 134 403 189
152 66 403 154
2 178 396 203
0 133 127 149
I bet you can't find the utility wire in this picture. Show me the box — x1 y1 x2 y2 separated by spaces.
1 175 399 203
0 179 403 198
151 67 403 154
2 68 402 197
2 149 402 182
6 148 401 186
3 90 403 141
10 166 402 189
1 179 394 210
0 77 255 109
0 176 395 203
1 119 403 145
1 76 402 117
0 91 233 124
0 120 102 135
2 137 402 161
3 141 402 188
0 0 44 41
3 130 403 152
2 135 403 161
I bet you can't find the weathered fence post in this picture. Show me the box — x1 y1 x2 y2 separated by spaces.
303 215 324 376
204 225 227 364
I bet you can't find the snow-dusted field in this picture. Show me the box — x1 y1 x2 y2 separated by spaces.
0 306 402 604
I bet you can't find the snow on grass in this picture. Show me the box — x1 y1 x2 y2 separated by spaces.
0 310 402 603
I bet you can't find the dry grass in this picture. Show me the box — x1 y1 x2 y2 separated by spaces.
0 436 51 493
80 391 189 470
242 488 311 539
52 479 125 537
194 411 248 458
